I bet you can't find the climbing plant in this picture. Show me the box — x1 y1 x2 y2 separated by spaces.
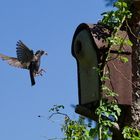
94 0 132 139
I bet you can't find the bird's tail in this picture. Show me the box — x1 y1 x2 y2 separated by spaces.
29 63 35 86
29 69 35 86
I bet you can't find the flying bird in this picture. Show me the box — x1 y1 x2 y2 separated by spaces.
0 40 47 86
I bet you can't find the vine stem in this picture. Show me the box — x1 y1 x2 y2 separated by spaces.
98 4 127 139
99 99 103 140
103 15 127 82
105 15 126 62
99 124 102 140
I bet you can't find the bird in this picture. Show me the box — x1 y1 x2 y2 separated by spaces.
0 40 47 86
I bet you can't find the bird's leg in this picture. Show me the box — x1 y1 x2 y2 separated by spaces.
36 69 46 76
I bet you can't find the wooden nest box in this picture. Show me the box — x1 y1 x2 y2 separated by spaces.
71 23 132 119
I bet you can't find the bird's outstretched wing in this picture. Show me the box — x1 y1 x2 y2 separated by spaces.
0 53 28 69
16 40 34 63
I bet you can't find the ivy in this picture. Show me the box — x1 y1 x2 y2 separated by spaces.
62 117 92 140
122 126 140 140
49 105 94 140
101 0 132 30
49 105 65 112
95 0 133 140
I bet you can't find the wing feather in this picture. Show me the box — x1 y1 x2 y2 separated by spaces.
0 53 28 69
16 40 34 63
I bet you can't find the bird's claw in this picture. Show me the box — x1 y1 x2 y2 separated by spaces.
36 69 46 76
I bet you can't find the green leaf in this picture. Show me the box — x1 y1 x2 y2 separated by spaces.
89 128 97 137
119 56 129 63
125 39 133 46
122 126 140 139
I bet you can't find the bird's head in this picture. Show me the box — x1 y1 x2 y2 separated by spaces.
35 50 48 56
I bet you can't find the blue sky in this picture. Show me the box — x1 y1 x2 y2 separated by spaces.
0 1 113 140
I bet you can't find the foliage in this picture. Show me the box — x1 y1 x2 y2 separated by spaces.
122 126 140 140
49 105 65 112
94 98 121 140
62 116 93 140
94 0 133 139
49 105 94 140
101 0 132 30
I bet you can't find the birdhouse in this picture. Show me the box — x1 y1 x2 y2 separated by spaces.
71 23 132 119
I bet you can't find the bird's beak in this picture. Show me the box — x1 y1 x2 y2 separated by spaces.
44 52 48 55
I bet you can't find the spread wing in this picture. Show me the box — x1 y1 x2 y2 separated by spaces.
16 40 34 63
0 53 28 69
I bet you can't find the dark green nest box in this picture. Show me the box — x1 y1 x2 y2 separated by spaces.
72 23 132 119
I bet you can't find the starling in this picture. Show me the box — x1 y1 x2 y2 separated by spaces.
0 40 47 86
